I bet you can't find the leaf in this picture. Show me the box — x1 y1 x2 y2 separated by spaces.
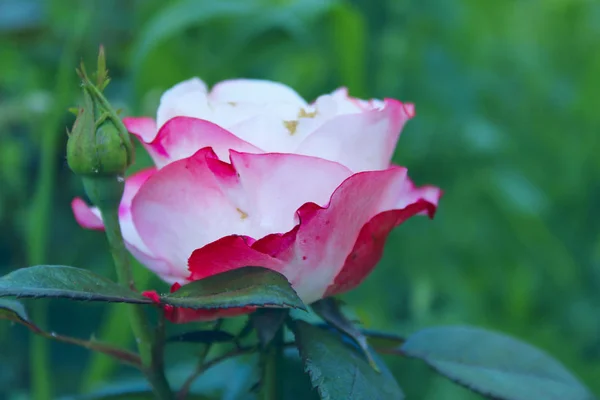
0 265 152 304
400 326 595 400
251 308 288 348
167 329 236 344
292 320 404 400
160 267 306 311
312 298 379 371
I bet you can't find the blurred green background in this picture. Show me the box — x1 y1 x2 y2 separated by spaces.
1 0 599 399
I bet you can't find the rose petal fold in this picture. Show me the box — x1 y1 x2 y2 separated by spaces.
156 77 209 129
295 98 413 172
135 116 262 168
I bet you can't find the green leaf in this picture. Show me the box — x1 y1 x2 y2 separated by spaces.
160 267 306 311
400 326 594 400
167 329 236 344
292 320 404 400
312 298 378 371
0 265 152 304
251 308 288 348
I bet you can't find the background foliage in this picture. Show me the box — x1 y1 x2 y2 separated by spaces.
1 0 599 398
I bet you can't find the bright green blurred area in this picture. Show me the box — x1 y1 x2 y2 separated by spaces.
1 0 599 398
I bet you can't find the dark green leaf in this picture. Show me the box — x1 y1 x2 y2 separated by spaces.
167 329 235 344
0 265 152 304
292 320 404 400
312 298 378 370
401 326 594 400
251 308 288 348
160 267 306 311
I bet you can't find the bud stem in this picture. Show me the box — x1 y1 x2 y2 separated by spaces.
259 327 284 400
85 176 174 400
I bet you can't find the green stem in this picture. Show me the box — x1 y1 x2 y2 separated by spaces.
81 260 152 391
86 176 174 400
259 327 284 400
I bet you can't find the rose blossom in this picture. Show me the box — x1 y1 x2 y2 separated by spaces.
72 78 441 322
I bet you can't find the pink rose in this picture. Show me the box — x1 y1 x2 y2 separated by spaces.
72 78 441 322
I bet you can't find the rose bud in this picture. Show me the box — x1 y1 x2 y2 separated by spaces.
67 50 135 209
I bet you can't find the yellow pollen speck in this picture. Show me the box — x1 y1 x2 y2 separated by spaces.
236 208 248 220
283 120 299 135
228 101 237 106
298 108 317 118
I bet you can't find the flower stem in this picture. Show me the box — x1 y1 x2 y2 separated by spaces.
259 327 284 400
86 176 174 400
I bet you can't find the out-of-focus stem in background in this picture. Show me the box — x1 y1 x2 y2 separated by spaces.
25 11 89 400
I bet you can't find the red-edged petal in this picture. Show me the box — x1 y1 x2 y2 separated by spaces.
187 165 441 305
188 235 286 281
123 117 157 143
324 199 436 297
130 148 257 279
295 98 413 172
134 116 262 168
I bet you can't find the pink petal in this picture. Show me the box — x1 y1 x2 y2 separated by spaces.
295 98 414 172
130 148 257 278
123 117 157 144
224 151 352 236
72 198 103 230
210 79 307 106
134 116 263 168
